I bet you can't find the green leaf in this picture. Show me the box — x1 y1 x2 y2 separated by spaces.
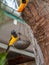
0 52 8 65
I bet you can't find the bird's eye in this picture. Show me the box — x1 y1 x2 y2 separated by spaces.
22 0 26 3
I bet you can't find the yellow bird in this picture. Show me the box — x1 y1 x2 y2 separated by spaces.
18 0 29 12
9 30 19 46
9 35 19 46
6 30 19 52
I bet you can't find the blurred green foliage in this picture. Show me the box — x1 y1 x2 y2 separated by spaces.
0 9 9 25
0 9 5 21
0 52 8 65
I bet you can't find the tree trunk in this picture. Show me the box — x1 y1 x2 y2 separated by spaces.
22 0 49 65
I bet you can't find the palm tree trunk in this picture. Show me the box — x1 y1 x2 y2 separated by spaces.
22 0 49 65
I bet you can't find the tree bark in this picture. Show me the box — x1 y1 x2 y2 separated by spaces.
22 0 49 65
